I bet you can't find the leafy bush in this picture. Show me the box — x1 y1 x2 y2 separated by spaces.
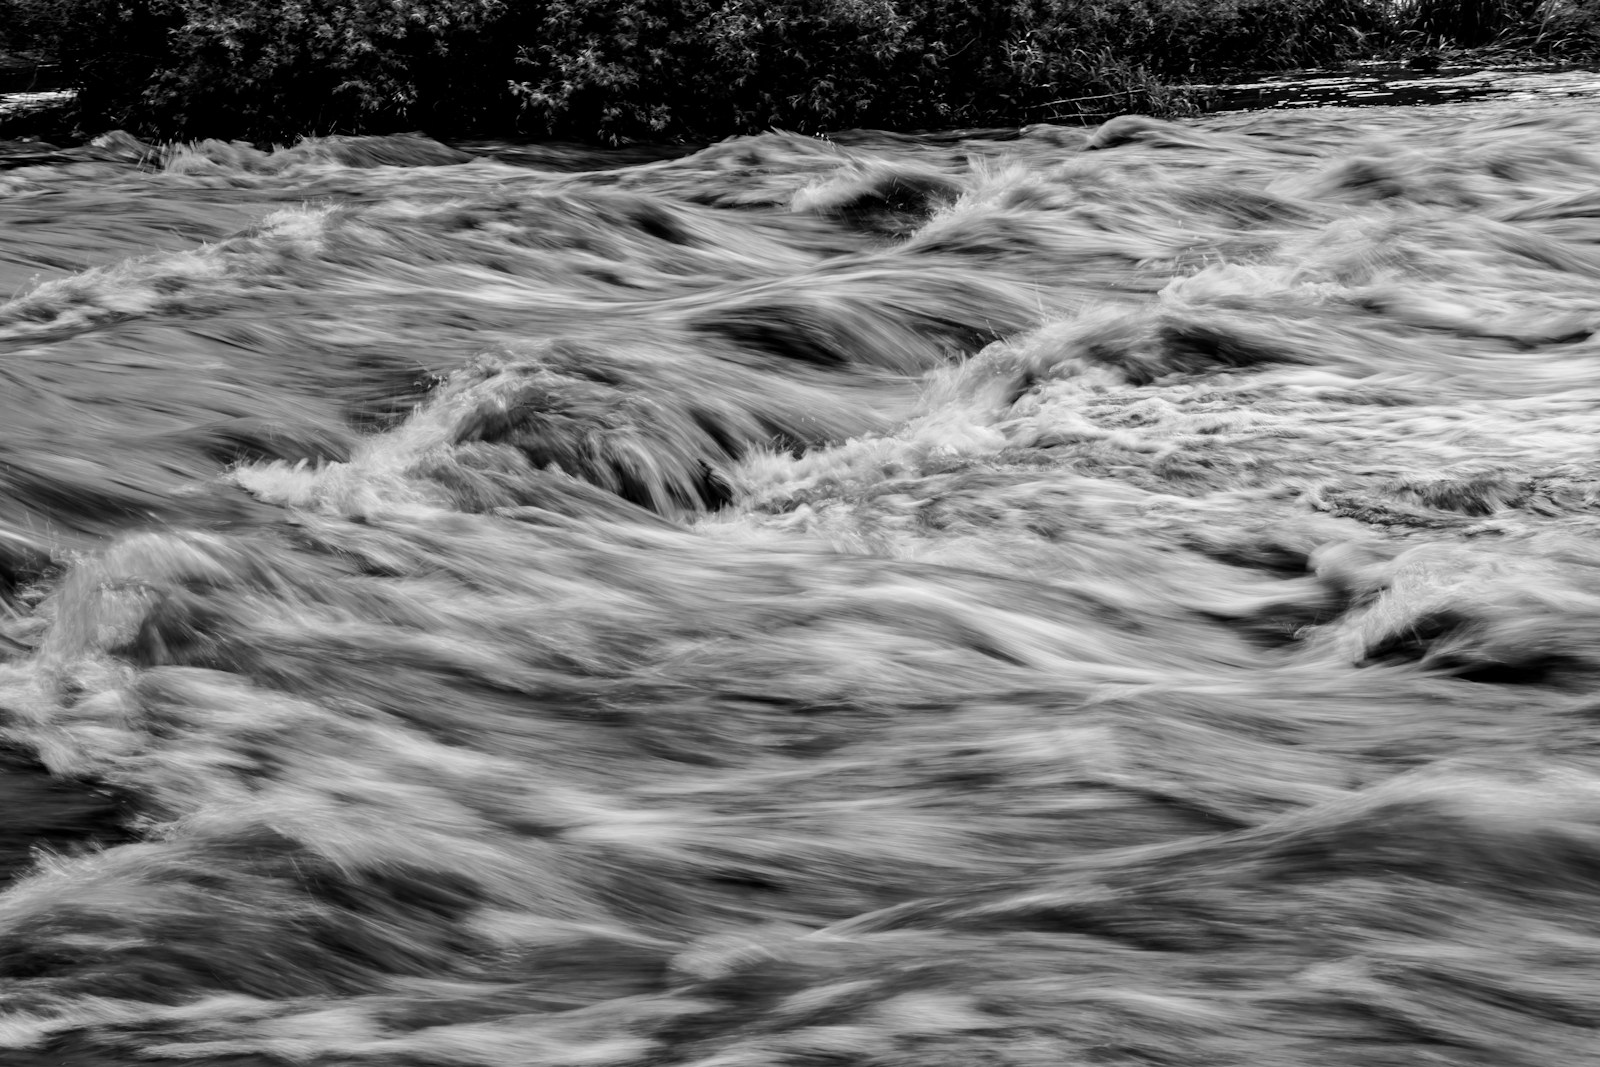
503 0 1396 142
8 0 1588 144
166 0 509 136
508 0 922 139
15 0 509 138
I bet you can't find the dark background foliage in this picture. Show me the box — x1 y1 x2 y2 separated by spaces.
2 0 1599 142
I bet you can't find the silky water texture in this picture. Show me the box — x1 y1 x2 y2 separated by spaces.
2 104 1600 1065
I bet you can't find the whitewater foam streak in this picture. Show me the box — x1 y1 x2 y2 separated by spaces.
2 102 1600 1065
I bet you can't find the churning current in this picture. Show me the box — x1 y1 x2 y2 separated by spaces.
2 100 1600 1066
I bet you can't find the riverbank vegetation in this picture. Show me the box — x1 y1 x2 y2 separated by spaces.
2 0 1599 142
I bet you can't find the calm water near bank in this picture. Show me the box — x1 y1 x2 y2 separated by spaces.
1203 59 1600 110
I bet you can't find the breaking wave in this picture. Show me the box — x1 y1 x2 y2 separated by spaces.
5 101 1600 1065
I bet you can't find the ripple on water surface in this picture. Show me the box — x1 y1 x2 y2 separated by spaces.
1 98 1600 1067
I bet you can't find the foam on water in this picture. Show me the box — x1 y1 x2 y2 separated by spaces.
3 103 1600 1065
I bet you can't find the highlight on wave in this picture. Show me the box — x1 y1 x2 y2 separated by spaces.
5 88 1600 1066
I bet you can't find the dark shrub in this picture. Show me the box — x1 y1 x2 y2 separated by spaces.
14 0 1567 144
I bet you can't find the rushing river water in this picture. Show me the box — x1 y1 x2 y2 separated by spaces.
1206 58 1600 109
3 72 1600 1067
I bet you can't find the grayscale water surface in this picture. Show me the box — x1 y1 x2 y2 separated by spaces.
4 61 1600 1067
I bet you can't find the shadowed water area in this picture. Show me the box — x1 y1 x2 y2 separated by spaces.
5 98 1600 1064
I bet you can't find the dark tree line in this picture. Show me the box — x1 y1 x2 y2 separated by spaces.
1 0 1593 142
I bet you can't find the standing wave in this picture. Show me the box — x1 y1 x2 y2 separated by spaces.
2 103 1600 1065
